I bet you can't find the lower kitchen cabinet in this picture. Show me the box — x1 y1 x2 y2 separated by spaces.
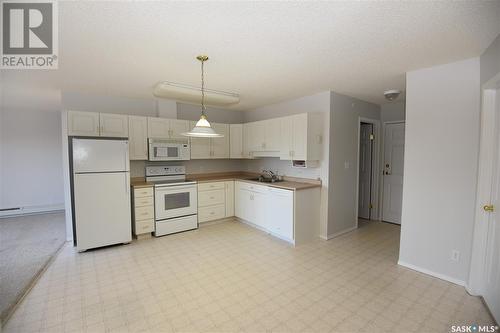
234 180 319 244
132 186 155 236
197 180 234 223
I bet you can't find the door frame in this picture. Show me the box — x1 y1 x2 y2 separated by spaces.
380 120 406 224
355 117 381 228
468 72 500 296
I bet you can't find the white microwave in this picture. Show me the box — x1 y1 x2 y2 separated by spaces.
148 138 190 161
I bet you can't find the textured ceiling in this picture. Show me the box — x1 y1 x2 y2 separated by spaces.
2 1 500 110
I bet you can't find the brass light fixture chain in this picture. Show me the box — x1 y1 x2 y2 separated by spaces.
201 58 205 116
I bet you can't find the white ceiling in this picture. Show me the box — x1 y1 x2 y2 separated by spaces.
3 1 500 110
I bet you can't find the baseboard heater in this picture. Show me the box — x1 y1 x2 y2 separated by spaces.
0 204 64 218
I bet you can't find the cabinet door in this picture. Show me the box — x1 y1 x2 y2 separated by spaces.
100 113 129 137
264 118 281 151
242 123 253 159
169 119 189 139
68 111 100 136
189 122 211 159
211 123 229 158
147 117 170 138
225 181 234 217
229 124 243 158
252 190 268 228
292 113 308 160
280 116 293 160
253 121 266 150
128 116 148 160
267 188 294 240
235 184 248 220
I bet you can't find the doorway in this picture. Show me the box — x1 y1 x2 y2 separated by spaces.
358 122 374 220
356 117 380 227
381 122 405 224
468 79 500 323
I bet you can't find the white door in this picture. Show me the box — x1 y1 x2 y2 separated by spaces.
225 181 234 217
267 187 293 240
253 121 266 150
358 123 373 219
235 187 252 222
292 113 308 160
229 124 243 158
382 122 405 224
242 123 254 159
128 116 148 160
483 88 500 323
68 111 100 136
169 119 189 139
211 123 229 158
100 113 129 137
264 118 281 151
147 117 170 138
280 116 293 160
74 172 131 251
73 139 129 173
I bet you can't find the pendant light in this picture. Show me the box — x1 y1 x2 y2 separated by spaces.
182 55 224 138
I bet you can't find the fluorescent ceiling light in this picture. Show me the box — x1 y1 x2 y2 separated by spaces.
153 81 240 106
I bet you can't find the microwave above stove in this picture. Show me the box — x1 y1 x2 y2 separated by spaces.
148 138 190 161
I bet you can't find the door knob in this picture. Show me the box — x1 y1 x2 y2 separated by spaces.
483 205 495 212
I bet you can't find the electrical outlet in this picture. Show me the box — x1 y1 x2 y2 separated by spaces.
344 161 350 169
451 250 460 262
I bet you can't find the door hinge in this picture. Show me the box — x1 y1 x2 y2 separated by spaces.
369 134 374 141
369 203 373 209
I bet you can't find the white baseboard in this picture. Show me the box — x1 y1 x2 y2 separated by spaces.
324 226 358 240
397 260 466 287
0 204 65 218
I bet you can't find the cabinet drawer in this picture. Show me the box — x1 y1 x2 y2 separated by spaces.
198 189 225 207
135 206 154 221
135 196 153 207
198 182 225 192
134 187 153 198
135 219 154 234
236 181 267 193
198 204 225 223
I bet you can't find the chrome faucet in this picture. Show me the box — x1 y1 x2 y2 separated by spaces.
261 169 278 182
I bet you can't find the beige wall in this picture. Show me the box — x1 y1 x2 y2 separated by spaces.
327 92 380 236
400 57 480 284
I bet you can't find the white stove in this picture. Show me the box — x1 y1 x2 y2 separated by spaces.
146 166 198 236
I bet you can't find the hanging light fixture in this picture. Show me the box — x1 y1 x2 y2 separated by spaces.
182 55 224 138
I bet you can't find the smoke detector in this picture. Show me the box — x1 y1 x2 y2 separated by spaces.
384 89 401 101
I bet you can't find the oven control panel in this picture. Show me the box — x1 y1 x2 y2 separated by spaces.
146 165 185 176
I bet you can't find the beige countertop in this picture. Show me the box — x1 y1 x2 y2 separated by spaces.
188 172 321 191
131 172 321 191
130 177 154 188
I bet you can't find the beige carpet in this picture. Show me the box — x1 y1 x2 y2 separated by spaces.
0 212 66 325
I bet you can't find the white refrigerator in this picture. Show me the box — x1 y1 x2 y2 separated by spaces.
72 138 132 251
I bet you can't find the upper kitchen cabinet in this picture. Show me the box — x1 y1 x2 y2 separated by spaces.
169 119 190 139
147 117 170 139
190 122 229 159
67 111 100 136
128 116 148 160
248 118 281 157
229 124 243 159
211 123 229 158
147 117 189 139
280 113 323 161
99 113 129 137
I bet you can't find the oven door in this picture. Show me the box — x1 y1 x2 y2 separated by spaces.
155 184 197 220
